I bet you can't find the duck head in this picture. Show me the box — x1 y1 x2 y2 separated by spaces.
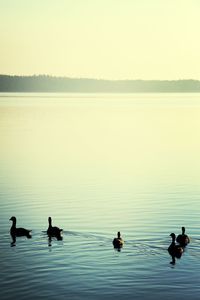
48 217 52 225
117 231 121 239
9 216 16 223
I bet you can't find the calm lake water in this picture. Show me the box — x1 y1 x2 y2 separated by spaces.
1 93 200 300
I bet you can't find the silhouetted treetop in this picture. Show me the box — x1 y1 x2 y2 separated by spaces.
0 75 200 92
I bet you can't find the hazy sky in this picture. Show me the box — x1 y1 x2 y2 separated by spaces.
0 0 200 80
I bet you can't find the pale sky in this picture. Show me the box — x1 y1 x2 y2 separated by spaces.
0 0 200 80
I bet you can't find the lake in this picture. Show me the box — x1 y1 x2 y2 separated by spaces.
0 93 200 300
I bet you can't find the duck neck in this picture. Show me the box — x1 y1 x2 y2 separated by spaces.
12 219 16 228
171 237 175 243
48 218 52 227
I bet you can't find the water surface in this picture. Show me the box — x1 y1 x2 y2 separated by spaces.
1 93 200 299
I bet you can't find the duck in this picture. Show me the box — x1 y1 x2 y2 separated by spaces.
9 216 32 239
176 227 190 246
47 217 63 240
113 231 124 248
168 233 183 259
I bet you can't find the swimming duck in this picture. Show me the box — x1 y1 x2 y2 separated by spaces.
47 217 63 240
168 233 183 259
113 231 124 248
9 216 32 239
176 227 190 246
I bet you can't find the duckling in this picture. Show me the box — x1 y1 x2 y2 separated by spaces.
113 231 124 248
176 227 190 246
47 217 63 240
9 216 32 239
168 233 183 259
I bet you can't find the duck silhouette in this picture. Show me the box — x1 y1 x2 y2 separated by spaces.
176 227 190 246
113 231 124 249
9 216 32 242
168 233 183 259
47 217 63 240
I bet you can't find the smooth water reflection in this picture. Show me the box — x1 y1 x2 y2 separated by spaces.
1 93 200 299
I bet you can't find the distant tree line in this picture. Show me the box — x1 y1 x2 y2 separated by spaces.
0 75 200 92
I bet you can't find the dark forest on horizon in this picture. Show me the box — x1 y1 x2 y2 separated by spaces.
1 75 200 92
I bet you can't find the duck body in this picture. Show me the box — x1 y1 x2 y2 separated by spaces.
47 217 63 240
168 233 183 259
9 216 32 239
113 232 124 248
176 227 190 246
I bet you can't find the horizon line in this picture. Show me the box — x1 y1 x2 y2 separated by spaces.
0 74 200 82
